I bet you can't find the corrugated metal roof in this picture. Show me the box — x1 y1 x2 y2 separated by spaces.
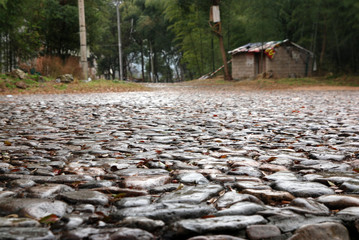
229 39 313 56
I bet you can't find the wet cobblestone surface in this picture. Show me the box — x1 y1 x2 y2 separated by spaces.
0 87 359 239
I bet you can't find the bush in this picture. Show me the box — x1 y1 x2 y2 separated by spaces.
20 56 83 79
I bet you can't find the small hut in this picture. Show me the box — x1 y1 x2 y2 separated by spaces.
229 40 314 79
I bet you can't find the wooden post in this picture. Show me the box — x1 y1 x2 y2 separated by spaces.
218 24 231 80
78 0 88 80
210 2 232 80
116 1 123 80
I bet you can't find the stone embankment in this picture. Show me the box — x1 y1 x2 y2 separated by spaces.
0 88 358 239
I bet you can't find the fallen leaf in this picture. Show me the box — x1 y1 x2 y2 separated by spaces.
112 193 127 199
39 214 60 224
266 157 277 162
4 141 12 146
176 183 184 191
327 181 336 187
207 197 218 204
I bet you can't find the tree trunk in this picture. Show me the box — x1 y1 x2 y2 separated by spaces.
150 41 155 82
0 33 2 73
154 48 158 82
333 28 341 70
141 40 145 81
189 32 201 77
319 20 327 69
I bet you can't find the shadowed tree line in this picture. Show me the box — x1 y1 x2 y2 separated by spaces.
1 0 358 81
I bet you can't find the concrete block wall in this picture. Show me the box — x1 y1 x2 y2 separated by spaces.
266 47 312 78
232 53 255 79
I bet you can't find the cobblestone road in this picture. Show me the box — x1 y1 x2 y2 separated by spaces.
0 87 359 239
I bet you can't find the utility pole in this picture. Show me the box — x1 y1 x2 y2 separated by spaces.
116 0 123 80
209 0 232 80
78 0 88 80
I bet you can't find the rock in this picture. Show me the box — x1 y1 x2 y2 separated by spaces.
268 211 341 233
176 172 209 185
234 181 271 191
57 74 74 83
208 173 237 183
75 204 95 213
117 217 165 232
188 235 245 240
246 224 281 240
242 189 295 204
121 174 171 190
58 190 109 205
293 160 351 172
309 152 347 161
272 181 334 197
0 217 40 227
0 191 16 198
110 227 155 240
149 183 179 194
340 181 359 193
284 198 330 216
317 195 359 209
312 175 359 185
115 168 168 176
159 184 223 204
336 207 359 221
228 157 260 168
0 198 67 219
264 172 298 182
116 196 152 208
216 192 264 209
10 69 26 79
228 166 263 178
9 179 36 188
61 227 101 240
112 203 216 223
64 216 84 230
28 184 74 198
288 222 349 240
15 81 28 89
79 180 114 189
216 201 265 216
92 187 148 197
170 215 267 237
0 227 55 240
48 174 94 184
0 162 13 173
259 164 289 172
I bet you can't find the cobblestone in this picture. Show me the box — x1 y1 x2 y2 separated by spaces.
0 88 358 239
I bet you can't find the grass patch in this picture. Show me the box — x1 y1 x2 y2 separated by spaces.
181 75 359 90
0 74 148 95
54 84 68 91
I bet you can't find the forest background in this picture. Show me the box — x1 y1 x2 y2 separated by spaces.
0 0 358 82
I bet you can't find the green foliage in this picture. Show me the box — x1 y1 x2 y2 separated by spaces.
1 0 358 81
54 84 68 90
